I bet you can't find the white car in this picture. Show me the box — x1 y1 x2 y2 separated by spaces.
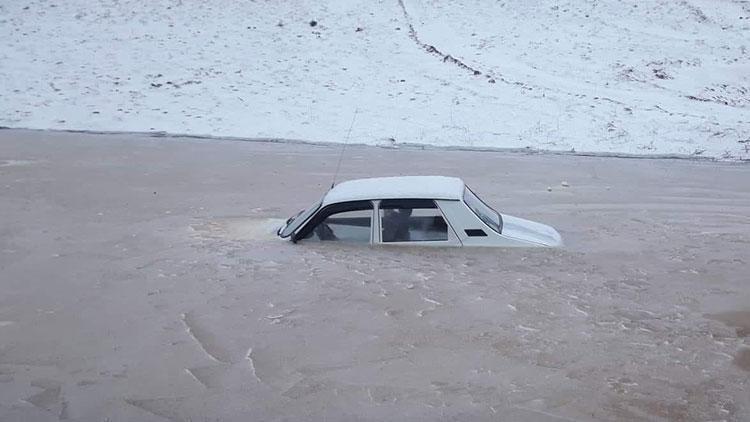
277 176 562 247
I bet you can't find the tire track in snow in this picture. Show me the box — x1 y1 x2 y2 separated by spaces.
397 0 485 78
397 0 526 88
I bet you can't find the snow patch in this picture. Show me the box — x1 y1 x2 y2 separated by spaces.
0 0 747 159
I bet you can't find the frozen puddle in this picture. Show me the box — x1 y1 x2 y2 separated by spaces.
191 217 285 241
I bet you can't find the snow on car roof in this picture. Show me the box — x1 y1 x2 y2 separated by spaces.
323 176 465 205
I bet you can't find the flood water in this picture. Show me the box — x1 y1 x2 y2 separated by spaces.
1 129 749 421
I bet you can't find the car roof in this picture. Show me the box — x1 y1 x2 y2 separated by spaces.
322 176 465 205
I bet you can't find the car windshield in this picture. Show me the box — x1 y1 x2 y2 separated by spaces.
463 186 503 233
278 199 322 238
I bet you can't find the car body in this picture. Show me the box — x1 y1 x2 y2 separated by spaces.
277 176 562 247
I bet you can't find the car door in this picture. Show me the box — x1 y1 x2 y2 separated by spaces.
293 200 374 244
375 199 461 246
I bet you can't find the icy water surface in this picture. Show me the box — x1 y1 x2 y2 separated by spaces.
0 130 748 421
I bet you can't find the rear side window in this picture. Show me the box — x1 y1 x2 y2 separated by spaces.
463 187 502 234
380 199 449 242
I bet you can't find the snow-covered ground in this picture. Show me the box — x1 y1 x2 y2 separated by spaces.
1 0 748 159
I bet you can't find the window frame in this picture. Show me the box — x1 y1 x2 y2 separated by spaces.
374 199 461 246
278 199 322 238
463 186 503 234
292 200 375 243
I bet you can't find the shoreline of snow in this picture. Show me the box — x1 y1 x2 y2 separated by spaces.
5 126 745 163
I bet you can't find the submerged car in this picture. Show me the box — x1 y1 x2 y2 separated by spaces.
277 176 562 247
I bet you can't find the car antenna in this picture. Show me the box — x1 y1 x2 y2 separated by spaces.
331 107 359 189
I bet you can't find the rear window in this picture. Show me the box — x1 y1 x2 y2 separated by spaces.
463 187 502 234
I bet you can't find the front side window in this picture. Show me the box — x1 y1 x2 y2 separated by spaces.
380 199 449 242
297 201 373 243
463 186 502 233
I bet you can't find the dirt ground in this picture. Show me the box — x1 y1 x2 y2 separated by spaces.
0 129 748 421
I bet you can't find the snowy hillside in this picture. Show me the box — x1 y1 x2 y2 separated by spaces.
1 0 748 159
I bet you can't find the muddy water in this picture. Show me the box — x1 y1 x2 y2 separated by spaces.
734 349 750 371
0 129 749 421
706 311 750 338
706 311 750 372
